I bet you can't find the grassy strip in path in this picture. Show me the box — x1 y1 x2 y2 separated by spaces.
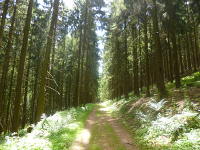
88 122 126 150
88 107 126 150
0 104 94 150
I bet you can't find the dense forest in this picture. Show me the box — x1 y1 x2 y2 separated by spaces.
0 0 200 149
0 0 105 133
100 0 200 99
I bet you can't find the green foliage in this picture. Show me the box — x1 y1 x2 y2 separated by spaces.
166 82 176 90
0 104 94 150
182 72 200 88
48 128 77 149
103 95 200 150
166 72 200 90
193 81 200 88
18 129 27 137
186 115 200 129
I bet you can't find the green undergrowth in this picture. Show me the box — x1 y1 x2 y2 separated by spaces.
102 93 200 150
166 72 200 90
182 72 200 88
0 104 94 150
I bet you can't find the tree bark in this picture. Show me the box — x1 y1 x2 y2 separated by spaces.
131 25 139 96
143 1 150 97
11 0 33 132
152 0 167 97
35 0 60 122
74 25 83 106
0 0 18 132
0 0 10 48
22 53 31 128
165 0 181 88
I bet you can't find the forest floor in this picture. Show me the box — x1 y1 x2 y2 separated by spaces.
0 104 95 150
69 105 138 150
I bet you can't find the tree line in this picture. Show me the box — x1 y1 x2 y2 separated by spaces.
0 0 104 133
100 0 200 99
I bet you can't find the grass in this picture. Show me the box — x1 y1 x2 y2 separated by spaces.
0 104 94 150
88 122 126 150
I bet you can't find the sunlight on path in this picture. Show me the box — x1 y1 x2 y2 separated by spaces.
69 129 91 150
69 111 96 150
69 105 139 150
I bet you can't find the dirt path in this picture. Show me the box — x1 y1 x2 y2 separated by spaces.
69 105 139 150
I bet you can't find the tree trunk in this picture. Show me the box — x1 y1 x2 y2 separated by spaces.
123 18 130 98
74 25 83 106
22 53 31 128
186 32 192 71
35 0 60 122
165 0 181 88
5 35 19 132
0 0 10 48
131 25 139 96
144 1 150 97
0 0 18 132
11 0 33 132
177 34 184 74
152 0 167 97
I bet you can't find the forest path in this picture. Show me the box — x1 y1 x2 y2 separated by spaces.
69 104 138 150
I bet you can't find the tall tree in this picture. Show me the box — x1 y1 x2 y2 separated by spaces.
165 0 181 88
0 0 10 48
11 0 33 132
0 0 18 132
35 0 60 122
151 0 166 97
143 1 150 96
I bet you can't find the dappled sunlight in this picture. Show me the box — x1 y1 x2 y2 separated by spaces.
102 95 200 149
152 135 171 145
87 119 95 125
99 104 116 113
69 128 91 150
99 100 120 113
144 109 199 146
81 129 91 144
100 100 112 107
0 0 199 149
99 99 130 114
1 104 94 150
4 133 52 150
147 98 167 111
68 122 81 130
176 129 200 144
